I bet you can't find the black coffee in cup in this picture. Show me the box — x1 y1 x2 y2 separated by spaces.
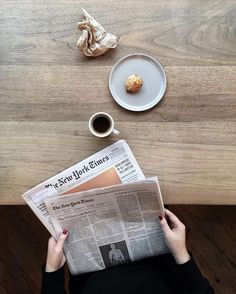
89 112 119 138
92 116 111 133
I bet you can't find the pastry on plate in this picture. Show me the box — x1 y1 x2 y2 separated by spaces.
125 74 143 93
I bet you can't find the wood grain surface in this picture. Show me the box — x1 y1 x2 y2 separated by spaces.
0 0 236 204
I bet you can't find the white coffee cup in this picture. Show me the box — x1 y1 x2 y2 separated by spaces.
88 112 120 138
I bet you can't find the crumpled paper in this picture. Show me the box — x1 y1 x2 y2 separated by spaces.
77 9 118 57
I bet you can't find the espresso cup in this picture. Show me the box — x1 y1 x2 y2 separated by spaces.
88 112 120 138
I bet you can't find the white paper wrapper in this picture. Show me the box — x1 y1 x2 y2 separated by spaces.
77 9 118 57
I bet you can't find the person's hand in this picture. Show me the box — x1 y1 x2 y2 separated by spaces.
159 209 190 264
45 229 68 272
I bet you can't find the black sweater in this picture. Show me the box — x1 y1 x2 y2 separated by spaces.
41 253 215 294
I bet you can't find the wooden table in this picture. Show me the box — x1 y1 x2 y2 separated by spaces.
1 0 236 205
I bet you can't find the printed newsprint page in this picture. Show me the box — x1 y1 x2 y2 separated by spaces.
22 140 145 236
45 179 168 275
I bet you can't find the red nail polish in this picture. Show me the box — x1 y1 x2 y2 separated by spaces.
159 216 163 220
63 229 68 234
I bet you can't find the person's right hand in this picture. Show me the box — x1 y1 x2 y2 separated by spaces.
159 209 190 264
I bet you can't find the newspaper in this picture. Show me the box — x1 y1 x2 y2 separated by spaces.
45 179 168 275
22 140 145 236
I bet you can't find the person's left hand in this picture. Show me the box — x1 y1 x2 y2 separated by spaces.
45 229 68 272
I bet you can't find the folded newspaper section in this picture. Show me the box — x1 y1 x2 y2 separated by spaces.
22 140 145 236
45 180 168 275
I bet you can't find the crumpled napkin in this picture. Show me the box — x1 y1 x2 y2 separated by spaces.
77 9 118 57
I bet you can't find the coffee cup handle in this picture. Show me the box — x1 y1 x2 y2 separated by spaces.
112 128 120 135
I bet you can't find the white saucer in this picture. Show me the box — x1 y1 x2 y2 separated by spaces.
109 53 167 111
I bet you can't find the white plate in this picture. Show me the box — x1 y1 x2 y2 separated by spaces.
109 53 167 111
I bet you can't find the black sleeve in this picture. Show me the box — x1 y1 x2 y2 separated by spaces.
41 264 67 294
177 257 215 294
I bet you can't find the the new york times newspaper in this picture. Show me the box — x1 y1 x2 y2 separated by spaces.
45 179 168 275
22 140 145 236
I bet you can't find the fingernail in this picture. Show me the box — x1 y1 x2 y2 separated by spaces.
159 216 163 220
63 229 68 234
